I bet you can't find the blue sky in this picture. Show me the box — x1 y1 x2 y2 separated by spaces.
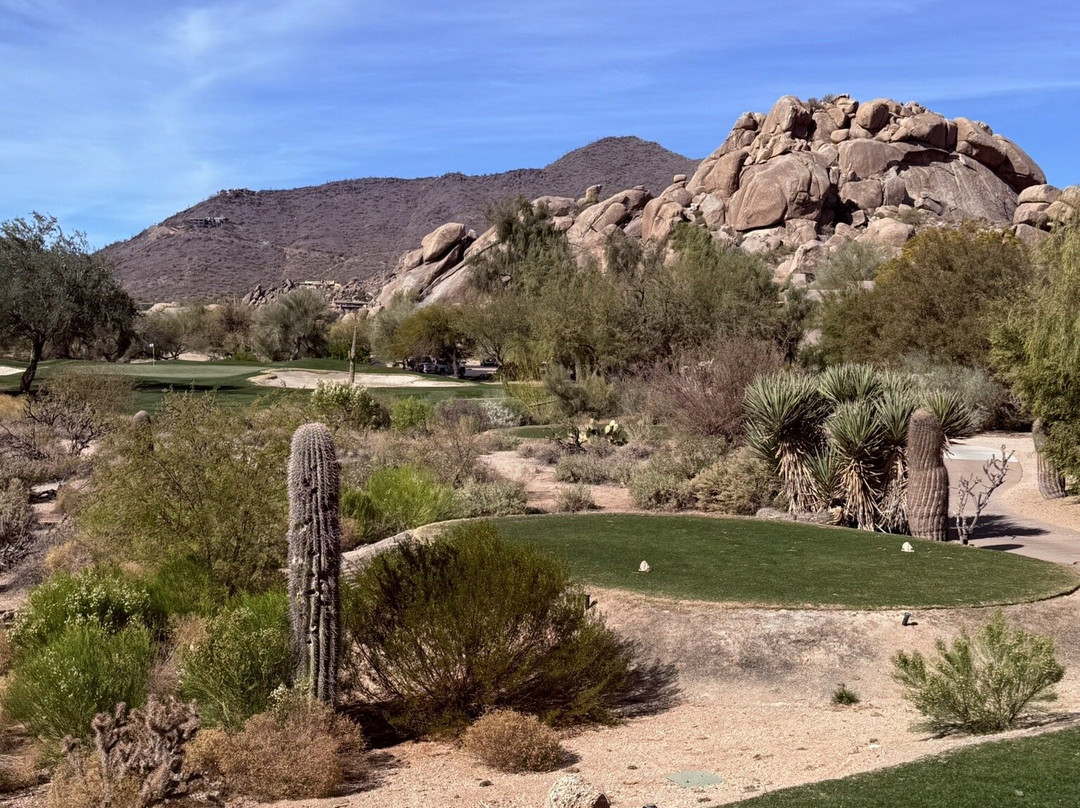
2 0 1079 249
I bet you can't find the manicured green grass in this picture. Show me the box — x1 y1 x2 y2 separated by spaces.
0 359 502 410
500 424 561 439
739 726 1080 808
489 514 1079 609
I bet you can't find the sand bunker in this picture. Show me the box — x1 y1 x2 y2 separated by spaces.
249 369 473 389
0 365 23 376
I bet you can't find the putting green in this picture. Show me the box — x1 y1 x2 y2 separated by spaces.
488 513 1079 609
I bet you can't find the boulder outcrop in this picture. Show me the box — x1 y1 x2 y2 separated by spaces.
368 94 1066 307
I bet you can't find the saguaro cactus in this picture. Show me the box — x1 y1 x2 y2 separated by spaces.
1032 419 1067 500
287 423 342 703
906 408 949 541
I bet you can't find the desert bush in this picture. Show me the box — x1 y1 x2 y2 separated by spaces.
643 337 783 440
390 396 432 432
433 398 487 431
327 315 371 362
693 447 782 515
310 381 390 431
77 393 297 595
456 478 528 518
554 452 625 485
478 430 522 452
47 696 214 808
902 357 1022 431
253 288 335 361
554 484 597 513
0 479 34 568
832 684 860 706
341 465 458 544
814 240 886 289
4 622 154 744
518 439 564 465
178 592 291 729
627 440 717 511
342 522 630 735
893 612 1065 734
185 691 365 801
10 569 160 664
407 415 487 486
462 709 565 772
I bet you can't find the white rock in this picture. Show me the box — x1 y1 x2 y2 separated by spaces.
638 560 651 573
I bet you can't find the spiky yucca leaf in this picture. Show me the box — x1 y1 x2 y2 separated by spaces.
817 363 882 405
922 388 977 443
745 372 828 512
828 400 889 530
806 447 841 510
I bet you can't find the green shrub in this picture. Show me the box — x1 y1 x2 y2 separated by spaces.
341 465 458 544
554 452 628 485
10 569 160 664
0 479 34 562
390 397 432 432
3 623 154 743
341 522 630 735
178 591 291 729
456 479 528 518
554 484 597 513
832 684 860 706
692 447 782 515
310 381 390 430
893 612 1065 734
77 393 298 595
144 556 229 618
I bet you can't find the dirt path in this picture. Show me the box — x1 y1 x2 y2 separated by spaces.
946 434 1080 565
482 450 634 512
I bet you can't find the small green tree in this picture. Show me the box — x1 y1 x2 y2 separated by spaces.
0 213 135 392
254 288 335 360
893 612 1065 733
992 223 1080 481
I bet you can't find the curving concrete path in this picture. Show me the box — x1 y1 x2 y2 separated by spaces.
946 436 1080 566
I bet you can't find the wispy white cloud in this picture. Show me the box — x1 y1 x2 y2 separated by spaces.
0 0 1078 247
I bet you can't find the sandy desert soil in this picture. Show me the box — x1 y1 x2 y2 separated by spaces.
482 450 634 512
257 587 1080 808
249 369 474 389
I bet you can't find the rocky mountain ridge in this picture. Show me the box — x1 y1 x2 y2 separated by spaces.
375 94 1078 310
99 137 698 302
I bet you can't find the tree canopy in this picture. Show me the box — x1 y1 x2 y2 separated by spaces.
0 213 135 392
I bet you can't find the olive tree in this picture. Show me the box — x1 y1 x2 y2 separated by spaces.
0 213 135 392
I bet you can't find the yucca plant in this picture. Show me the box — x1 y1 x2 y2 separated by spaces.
827 400 888 530
745 373 828 512
817 363 882 406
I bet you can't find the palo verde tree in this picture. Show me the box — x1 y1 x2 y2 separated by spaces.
0 213 135 392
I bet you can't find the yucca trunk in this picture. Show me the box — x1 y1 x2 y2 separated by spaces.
906 409 949 541
287 423 342 703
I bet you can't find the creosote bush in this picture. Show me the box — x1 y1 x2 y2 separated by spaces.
832 684 860 706
341 465 458 544
185 690 365 802
462 709 565 772
390 396 431 432
893 612 1065 734
342 522 630 736
456 478 528 518
310 381 389 431
178 592 291 729
692 447 782 515
554 484 597 513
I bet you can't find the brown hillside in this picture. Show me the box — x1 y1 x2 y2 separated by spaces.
101 137 697 302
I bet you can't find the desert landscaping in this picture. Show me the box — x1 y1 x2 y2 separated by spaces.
3 69 1080 808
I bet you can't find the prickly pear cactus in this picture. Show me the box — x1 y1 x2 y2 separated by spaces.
906 408 949 541
287 423 341 703
1032 419 1067 500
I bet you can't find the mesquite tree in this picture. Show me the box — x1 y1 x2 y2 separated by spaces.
286 423 342 703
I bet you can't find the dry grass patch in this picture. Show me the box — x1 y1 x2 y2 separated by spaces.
185 694 366 801
462 710 566 772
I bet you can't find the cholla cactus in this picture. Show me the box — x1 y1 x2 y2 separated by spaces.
286 423 342 703
906 408 949 541
1032 419 1067 500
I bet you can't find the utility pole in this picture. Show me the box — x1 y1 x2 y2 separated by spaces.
348 320 358 385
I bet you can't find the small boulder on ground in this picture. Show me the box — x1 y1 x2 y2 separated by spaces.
546 774 609 808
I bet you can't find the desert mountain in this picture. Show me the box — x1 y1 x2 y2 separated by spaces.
375 94 1077 309
100 137 698 302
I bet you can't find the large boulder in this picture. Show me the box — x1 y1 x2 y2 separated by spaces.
421 222 468 263
954 118 1008 169
546 775 609 808
993 136 1047 192
893 112 954 149
859 217 915 255
855 98 893 132
837 140 906 182
761 95 813 138
727 153 832 230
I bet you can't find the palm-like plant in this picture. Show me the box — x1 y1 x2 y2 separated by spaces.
745 364 976 534
745 373 828 512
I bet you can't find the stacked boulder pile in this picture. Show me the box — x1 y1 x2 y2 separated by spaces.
373 94 1076 309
